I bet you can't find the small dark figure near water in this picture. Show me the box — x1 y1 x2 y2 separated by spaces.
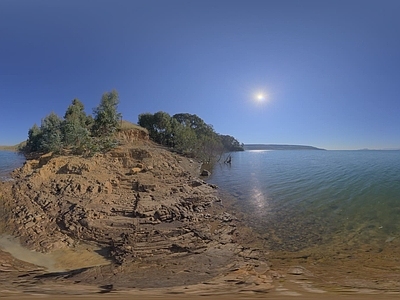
225 154 232 164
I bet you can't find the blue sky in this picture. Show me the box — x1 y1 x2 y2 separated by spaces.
1 0 399 150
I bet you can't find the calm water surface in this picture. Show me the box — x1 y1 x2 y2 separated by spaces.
0 151 25 181
209 150 400 252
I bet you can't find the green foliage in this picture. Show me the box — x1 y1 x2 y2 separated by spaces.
64 99 87 126
26 123 42 152
138 111 243 161
219 134 244 152
153 111 173 145
138 113 156 138
85 115 95 129
23 89 242 161
138 111 175 146
171 118 197 154
92 90 122 137
173 113 214 137
62 99 91 154
39 112 63 153
25 90 123 156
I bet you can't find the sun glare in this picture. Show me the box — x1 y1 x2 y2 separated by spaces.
254 92 267 103
249 88 272 106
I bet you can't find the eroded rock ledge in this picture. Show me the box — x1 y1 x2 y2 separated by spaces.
1 141 273 292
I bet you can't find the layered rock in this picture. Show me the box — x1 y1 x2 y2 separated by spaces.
1 140 273 293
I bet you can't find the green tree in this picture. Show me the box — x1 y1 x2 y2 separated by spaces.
23 90 128 156
92 90 122 137
198 134 224 163
40 112 63 153
153 111 173 145
172 120 197 155
219 134 244 152
64 99 87 126
62 99 91 153
138 111 175 146
85 114 94 130
26 123 42 152
138 113 157 139
172 113 216 141
173 113 211 133
139 112 230 160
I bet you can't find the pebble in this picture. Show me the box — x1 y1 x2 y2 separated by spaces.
287 266 305 275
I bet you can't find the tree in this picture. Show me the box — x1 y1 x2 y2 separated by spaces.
92 90 122 137
139 111 240 161
26 123 42 152
138 113 156 139
153 111 173 145
172 119 197 155
219 134 244 152
198 134 224 163
39 112 63 153
138 111 175 146
64 99 87 125
24 90 126 156
62 99 91 153
173 113 211 134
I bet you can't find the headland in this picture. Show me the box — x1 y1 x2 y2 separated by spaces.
0 129 398 299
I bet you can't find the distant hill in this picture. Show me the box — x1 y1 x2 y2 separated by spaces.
357 148 400 151
244 144 325 151
0 141 26 151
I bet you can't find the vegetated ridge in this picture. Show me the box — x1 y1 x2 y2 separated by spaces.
20 90 243 162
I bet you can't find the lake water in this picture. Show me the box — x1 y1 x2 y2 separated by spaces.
0 151 25 181
209 150 400 285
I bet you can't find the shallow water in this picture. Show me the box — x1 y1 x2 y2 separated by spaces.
209 150 400 288
0 234 111 272
0 234 58 271
0 150 25 181
209 150 400 249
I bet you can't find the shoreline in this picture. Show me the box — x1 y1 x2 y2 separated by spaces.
0 150 26 182
0 146 20 152
0 142 399 298
0 141 275 296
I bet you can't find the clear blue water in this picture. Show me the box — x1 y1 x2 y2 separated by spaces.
209 150 400 252
0 151 25 181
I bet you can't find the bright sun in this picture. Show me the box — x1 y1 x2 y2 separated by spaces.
255 93 267 103
251 90 270 105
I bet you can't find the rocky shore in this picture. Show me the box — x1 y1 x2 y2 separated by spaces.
0 131 277 297
1 131 399 298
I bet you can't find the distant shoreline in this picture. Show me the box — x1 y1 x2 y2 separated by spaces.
0 146 18 152
0 141 25 152
244 144 325 151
